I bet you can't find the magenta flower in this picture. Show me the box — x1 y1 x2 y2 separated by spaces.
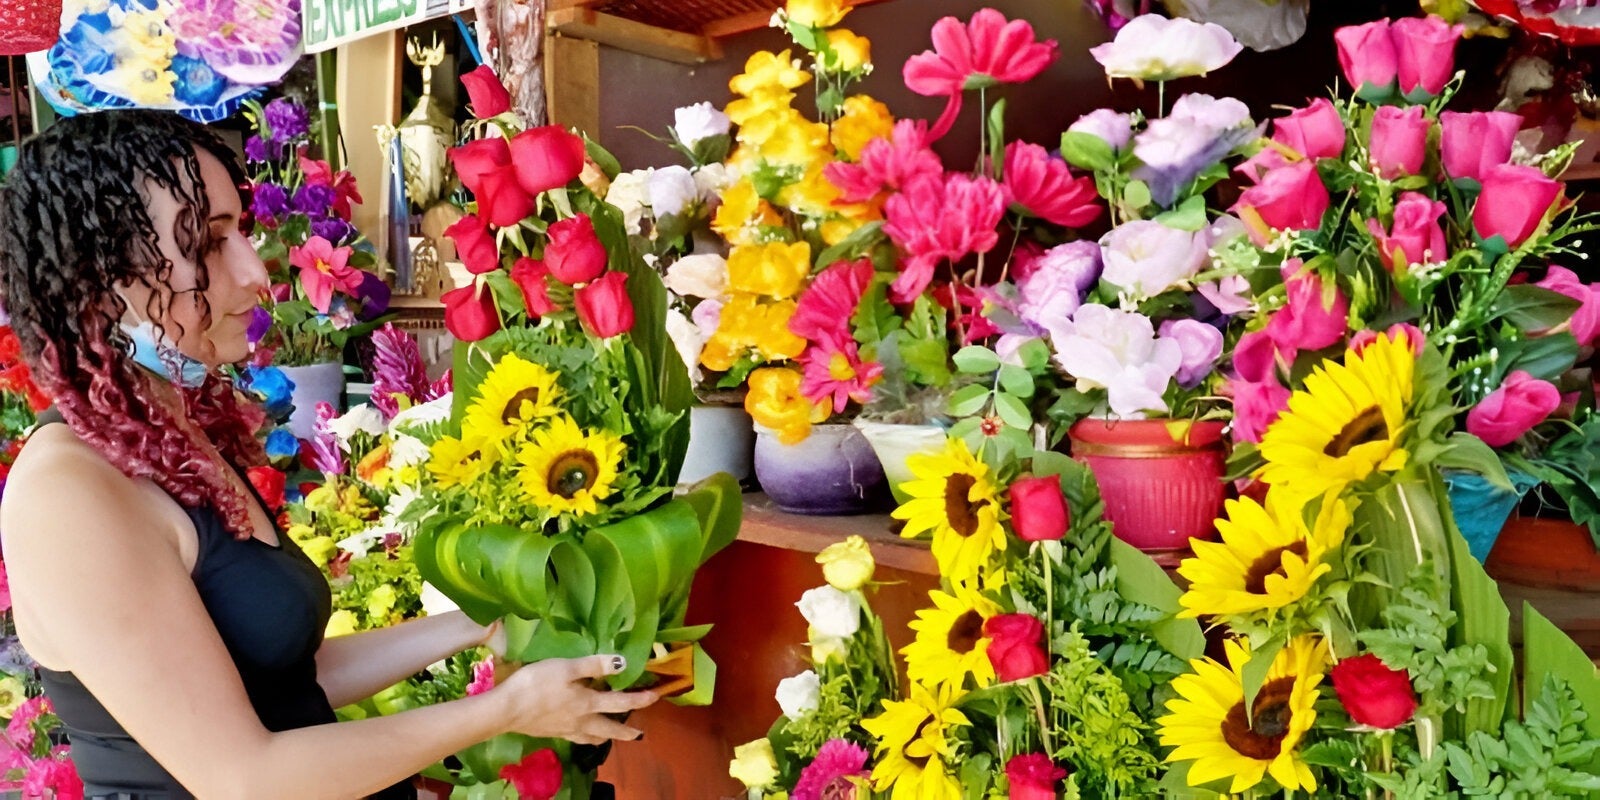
1537 266 1600 348
369 324 430 421
1265 262 1349 353
1229 375 1292 443
1468 370 1561 447
289 236 365 314
903 9 1059 139
824 119 943 203
883 173 1006 302
1367 192 1447 273
466 658 496 696
791 259 874 349
309 402 346 475
1273 98 1346 161
1002 140 1101 227
793 739 870 800
800 339 883 413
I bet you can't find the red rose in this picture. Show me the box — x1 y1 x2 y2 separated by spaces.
442 281 503 342
575 272 634 338
511 256 559 318
984 613 1049 682
245 466 286 513
460 64 511 119
443 214 501 275
510 126 588 196
1009 475 1069 542
1472 164 1562 249
1466 370 1561 448
1233 160 1330 243
1006 753 1067 800
545 214 608 285
1330 653 1417 729
449 137 535 228
500 748 563 800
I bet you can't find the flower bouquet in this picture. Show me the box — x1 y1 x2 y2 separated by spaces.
421 67 742 796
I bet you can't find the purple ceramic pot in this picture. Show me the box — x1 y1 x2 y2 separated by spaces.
754 423 886 515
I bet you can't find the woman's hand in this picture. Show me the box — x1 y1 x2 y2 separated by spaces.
493 654 659 745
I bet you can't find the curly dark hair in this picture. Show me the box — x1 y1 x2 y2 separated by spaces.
0 109 266 538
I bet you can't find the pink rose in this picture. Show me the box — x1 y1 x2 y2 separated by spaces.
1232 329 1283 384
1467 370 1560 447
1266 262 1349 352
1440 111 1521 183
1274 98 1346 161
1233 160 1330 242
1335 20 1399 101
1006 753 1067 800
1369 105 1429 180
1230 375 1292 443
1350 323 1425 357
1367 192 1447 273
1472 164 1562 249
1393 16 1463 102
1537 266 1600 348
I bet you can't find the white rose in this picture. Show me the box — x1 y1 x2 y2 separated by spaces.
419 580 461 617
662 253 728 300
796 585 861 639
327 404 386 448
647 165 698 220
693 162 739 202
390 394 452 432
665 308 707 382
776 670 821 720
674 101 731 147
606 170 652 235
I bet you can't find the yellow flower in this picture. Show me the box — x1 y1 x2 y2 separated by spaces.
325 609 359 638
1158 636 1329 794
356 442 392 486
817 535 875 591
822 29 873 74
755 112 833 167
1178 490 1350 620
745 367 827 444
427 434 497 489
713 178 783 246
286 523 317 546
366 583 398 622
786 0 849 27
861 682 968 800
730 50 811 99
1257 331 1415 502
727 241 813 300
729 738 779 789
303 484 340 514
0 676 27 718
893 438 1005 583
727 90 795 130
301 535 337 568
700 295 808 372
903 582 1001 691
777 161 842 219
821 198 884 246
516 415 625 517
830 94 893 160
462 353 564 443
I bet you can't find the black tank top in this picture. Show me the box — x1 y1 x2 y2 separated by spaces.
29 410 344 798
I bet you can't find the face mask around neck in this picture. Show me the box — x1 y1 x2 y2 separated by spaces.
121 321 209 389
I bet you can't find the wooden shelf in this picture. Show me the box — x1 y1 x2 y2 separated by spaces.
736 493 936 575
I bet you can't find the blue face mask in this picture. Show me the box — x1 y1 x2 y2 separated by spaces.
122 321 210 389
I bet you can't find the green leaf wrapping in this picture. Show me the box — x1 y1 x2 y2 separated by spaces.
1522 605 1600 746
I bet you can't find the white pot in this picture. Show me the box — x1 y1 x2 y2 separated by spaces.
278 362 346 440
677 405 755 486
853 420 948 503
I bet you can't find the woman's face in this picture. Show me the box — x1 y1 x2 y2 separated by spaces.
121 148 268 368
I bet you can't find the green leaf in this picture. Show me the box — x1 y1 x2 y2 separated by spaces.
851 277 902 348
986 98 1007 175
1240 634 1285 721
1123 180 1153 211
815 221 884 268
953 345 1001 374
993 392 1031 429
1108 538 1205 661
785 19 821 51
667 641 718 707
689 134 732 168
1154 195 1209 232
1447 486 1513 736
901 336 953 387
1437 433 1514 492
998 364 1035 398
1059 130 1116 173
1490 333 1580 385
677 471 743 564
582 136 621 180
1018 338 1052 372
1490 284 1582 331
948 384 991 417
1522 605 1600 744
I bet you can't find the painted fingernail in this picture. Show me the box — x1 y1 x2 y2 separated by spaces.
611 655 627 673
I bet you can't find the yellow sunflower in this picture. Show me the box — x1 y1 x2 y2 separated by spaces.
1158 636 1329 794
516 415 625 516
892 438 1005 584
902 582 1002 691
426 434 498 489
1257 331 1415 501
861 682 968 800
462 354 563 444
1178 489 1351 620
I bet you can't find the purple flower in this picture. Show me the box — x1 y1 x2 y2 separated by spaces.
355 271 391 320
1017 240 1101 332
1198 275 1253 316
310 216 355 245
1069 109 1134 151
263 98 310 145
245 135 272 164
1159 319 1224 387
251 183 290 223
1100 221 1209 301
309 401 346 474
247 305 273 344
292 184 337 217
1133 94 1257 207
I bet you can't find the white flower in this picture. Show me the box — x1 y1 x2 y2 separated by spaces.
379 484 425 536
776 670 822 720
810 632 848 664
327 404 386 448
1099 221 1210 303
666 308 708 382
1047 303 1183 418
647 165 699 219
420 580 461 617
796 585 861 639
606 169 652 235
693 162 739 202
335 526 387 557
388 434 431 470
662 253 728 299
391 394 452 432
674 101 731 148
1089 14 1243 81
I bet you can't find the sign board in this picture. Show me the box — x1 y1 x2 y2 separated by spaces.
302 0 430 53
448 0 472 15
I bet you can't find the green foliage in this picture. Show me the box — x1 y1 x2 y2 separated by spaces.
1358 563 1496 722
1510 413 1600 540
1443 677 1600 798
1042 628 1162 797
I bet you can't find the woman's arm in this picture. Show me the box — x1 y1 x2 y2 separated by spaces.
316 611 494 708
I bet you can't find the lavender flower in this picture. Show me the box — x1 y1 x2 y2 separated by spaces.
251 183 290 224
244 135 272 164
291 184 336 218
1017 241 1101 332
1133 94 1258 207
310 216 355 245
309 401 346 474
263 98 310 145
247 306 273 345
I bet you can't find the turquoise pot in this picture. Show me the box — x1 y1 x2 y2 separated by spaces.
1444 469 1541 563
0 145 17 178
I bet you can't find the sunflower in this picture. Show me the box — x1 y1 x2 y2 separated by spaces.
426 434 498 489
1158 636 1329 794
1177 489 1351 620
892 438 1005 584
902 582 1002 691
1257 331 1415 501
516 415 625 516
462 354 563 444
861 682 968 800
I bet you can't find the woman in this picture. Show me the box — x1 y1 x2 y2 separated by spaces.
0 109 656 798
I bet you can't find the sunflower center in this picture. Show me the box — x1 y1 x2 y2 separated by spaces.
943 474 984 537
1221 677 1297 760
1243 541 1309 595
546 449 599 498
1323 405 1388 458
946 610 985 655
502 388 542 424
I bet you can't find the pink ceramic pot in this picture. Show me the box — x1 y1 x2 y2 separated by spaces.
1069 418 1227 552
